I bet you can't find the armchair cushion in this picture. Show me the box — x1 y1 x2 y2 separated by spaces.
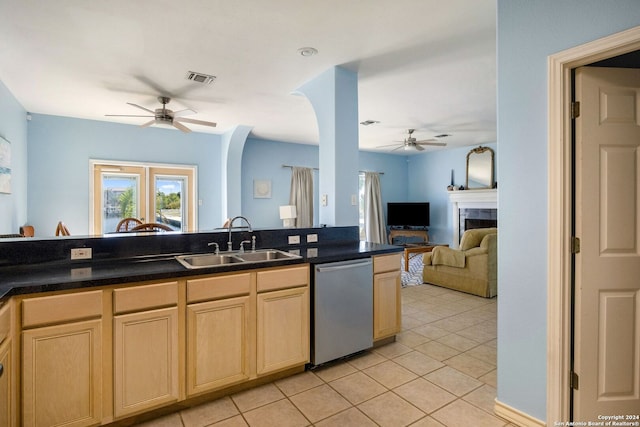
431 246 465 268
459 227 498 251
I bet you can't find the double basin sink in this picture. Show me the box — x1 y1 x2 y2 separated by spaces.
175 249 301 269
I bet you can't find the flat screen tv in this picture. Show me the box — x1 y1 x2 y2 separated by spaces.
387 202 430 227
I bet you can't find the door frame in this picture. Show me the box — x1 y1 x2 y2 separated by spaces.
547 25 640 425
89 159 198 233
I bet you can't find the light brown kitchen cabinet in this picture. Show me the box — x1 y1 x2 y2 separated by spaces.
186 273 253 396
256 266 309 375
373 254 402 340
0 301 16 427
113 282 180 419
21 291 103 427
11 263 310 426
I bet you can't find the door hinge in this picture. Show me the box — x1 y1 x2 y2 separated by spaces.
571 101 580 119
570 371 579 390
571 236 581 254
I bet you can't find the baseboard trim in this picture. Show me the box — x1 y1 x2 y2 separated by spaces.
494 399 546 427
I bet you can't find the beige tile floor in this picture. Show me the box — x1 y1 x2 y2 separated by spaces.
136 284 515 427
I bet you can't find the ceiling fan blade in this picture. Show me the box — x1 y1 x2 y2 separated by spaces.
416 142 447 147
172 121 192 133
376 143 403 148
126 102 156 114
140 120 155 128
173 109 197 118
105 114 154 117
415 144 425 151
175 117 217 127
391 145 405 152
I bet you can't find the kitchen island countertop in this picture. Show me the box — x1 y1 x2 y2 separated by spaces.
0 241 402 300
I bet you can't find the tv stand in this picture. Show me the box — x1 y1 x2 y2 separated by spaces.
388 229 429 245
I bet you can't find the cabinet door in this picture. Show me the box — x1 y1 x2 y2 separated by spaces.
186 296 251 396
373 270 401 340
257 286 309 375
0 339 13 427
22 320 102 427
113 307 179 418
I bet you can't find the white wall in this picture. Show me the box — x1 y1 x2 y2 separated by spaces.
497 1 640 420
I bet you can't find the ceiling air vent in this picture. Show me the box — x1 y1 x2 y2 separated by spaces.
185 71 216 85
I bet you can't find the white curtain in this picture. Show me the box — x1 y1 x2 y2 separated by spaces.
364 172 387 244
289 167 313 228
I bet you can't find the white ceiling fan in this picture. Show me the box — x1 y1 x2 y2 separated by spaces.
106 96 216 133
378 129 448 152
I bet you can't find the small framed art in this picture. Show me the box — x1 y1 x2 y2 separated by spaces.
253 180 272 198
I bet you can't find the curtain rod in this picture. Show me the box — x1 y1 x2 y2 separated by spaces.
282 164 319 171
282 164 383 175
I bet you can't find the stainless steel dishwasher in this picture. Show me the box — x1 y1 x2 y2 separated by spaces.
312 258 373 365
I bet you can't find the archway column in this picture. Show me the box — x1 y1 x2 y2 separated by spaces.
221 125 253 222
295 66 359 226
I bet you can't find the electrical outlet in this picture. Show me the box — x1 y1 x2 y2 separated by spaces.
70 248 92 260
322 194 328 206
307 234 318 243
288 235 300 245
307 248 318 257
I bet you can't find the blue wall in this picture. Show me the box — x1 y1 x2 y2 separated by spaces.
0 80 28 234
241 138 409 229
407 143 497 245
27 114 223 236
497 0 640 420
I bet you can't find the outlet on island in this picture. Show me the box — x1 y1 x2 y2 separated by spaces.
70 248 92 260
288 235 301 245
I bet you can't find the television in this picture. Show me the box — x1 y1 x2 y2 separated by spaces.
387 202 430 227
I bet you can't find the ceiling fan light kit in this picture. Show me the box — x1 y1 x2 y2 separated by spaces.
106 96 217 133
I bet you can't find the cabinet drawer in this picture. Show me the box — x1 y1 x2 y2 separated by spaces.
114 281 178 314
187 273 251 303
22 290 103 328
373 253 401 274
257 265 309 293
0 302 10 345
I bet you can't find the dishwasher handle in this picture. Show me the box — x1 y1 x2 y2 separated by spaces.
316 259 372 273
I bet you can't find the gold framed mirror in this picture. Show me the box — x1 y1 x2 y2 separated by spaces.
466 146 494 189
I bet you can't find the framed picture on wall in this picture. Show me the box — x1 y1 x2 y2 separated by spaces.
0 136 11 194
253 179 272 198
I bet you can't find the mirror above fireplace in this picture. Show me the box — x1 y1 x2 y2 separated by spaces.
466 146 495 189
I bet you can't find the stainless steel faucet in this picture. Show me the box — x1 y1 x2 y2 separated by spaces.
227 216 253 251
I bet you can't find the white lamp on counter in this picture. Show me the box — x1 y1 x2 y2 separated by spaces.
279 205 297 228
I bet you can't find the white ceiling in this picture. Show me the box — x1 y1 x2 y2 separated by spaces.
0 0 496 153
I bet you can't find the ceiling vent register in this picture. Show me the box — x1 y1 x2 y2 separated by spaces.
186 71 216 84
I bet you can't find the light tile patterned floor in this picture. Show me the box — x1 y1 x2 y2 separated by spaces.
135 284 515 427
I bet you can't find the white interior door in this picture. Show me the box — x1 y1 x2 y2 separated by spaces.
574 66 640 420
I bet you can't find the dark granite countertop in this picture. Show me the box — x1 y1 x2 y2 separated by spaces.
0 242 402 300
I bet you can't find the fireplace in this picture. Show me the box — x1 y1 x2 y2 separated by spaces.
461 208 498 237
448 189 498 248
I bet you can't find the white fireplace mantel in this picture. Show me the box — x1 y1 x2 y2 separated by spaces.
448 189 498 248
